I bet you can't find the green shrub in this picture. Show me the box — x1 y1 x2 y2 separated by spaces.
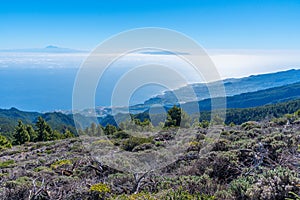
51 159 72 169
115 192 156 200
10 176 31 186
247 167 300 200
272 117 288 125
0 135 12 149
163 187 215 200
241 121 260 130
132 142 154 152
230 176 254 199
212 139 229 151
164 106 182 127
199 120 210 128
90 183 111 198
113 130 130 139
187 141 202 152
104 124 118 135
122 136 153 151
295 109 300 117
208 151 240 182
33 166 52 172
0 160 15 168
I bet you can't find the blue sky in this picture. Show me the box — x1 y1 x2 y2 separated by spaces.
1 0 300 50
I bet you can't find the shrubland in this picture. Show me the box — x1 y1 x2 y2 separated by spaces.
0 106 299 199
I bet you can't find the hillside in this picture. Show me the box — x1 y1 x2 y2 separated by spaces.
127 81 300 116
138 99 300 126
0 109 75 135
184 81 300 113
0 112 299 199
1 97 300 136
143 69 300 106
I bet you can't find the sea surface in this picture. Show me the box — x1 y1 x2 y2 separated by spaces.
0 67 166 112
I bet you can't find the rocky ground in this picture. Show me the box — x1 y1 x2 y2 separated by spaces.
0 115 299 200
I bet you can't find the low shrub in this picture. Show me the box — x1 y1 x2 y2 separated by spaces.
122 136 153 151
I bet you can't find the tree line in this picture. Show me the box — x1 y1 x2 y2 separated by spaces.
1 100 300 150
0 116 75 149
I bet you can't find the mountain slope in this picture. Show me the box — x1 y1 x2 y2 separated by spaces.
187 81 300 112
0 107 39 123
0 109 75 134
129 81 300 115
143 69 300 106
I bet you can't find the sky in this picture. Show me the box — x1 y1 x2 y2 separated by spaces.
1 0 300 50
0 0 300 111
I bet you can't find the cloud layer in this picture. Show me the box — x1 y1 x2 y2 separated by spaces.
0 49 299 79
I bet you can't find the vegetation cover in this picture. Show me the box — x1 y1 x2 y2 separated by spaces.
0 105 299 199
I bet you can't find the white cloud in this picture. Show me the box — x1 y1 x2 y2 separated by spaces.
0 52 88 68
208 49 300 78
0 49 299 80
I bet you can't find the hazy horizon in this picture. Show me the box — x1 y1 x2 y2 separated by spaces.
1 47 299 79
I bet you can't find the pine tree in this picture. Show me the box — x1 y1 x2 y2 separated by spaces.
63 129 74 138
13 120 30 145
90 122 97 136
180 110 192 128
26 124 37 142
104 124 117 135
165 105 182 127
97 124 103 136
51 130 62 140
35 117 53 141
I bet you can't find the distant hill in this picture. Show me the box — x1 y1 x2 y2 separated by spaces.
1 97 300 135
0 46 87 53
128 81 300 115
0 108 75 134
183 81 300 113
143 69 300 106
0 107 39 123
100 98 300 127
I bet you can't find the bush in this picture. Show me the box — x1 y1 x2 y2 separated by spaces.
230 176 254 199
90 183 111 198
122 136 153 151
132 143 154 152
246 167 300 200
187 141 202 152
104 124 118 135
164 105 191 128
113 131 130 139
241 121 260 130
115 192 156 200
212 139 230 151
0 160 15 168
199 120 210 128
163 187 215 200
0 135 12 150
295 109 300 117
51 159 72 169
208 151 241 182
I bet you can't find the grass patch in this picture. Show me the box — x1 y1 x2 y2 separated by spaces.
34 166 52 172
0 160 15 168
51 159 72 169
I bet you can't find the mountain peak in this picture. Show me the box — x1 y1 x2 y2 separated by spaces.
9 107 19 111
45 45 59 49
